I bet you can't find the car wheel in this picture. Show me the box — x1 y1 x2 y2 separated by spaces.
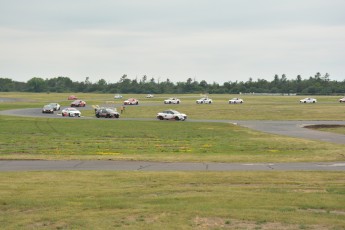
96 114 100 118
175 116 180 121
158 116 164 120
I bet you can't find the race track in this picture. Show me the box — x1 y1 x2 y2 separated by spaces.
1 160 345 172
1 107 344 144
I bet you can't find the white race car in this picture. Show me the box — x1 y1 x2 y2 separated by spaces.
339 97 345 103
299 98 317 103
229 98 243 104
157 110 187 121
164 98 181 104
124 98 139 105
48 103 61 111
196 97 212 104
61 108 81 117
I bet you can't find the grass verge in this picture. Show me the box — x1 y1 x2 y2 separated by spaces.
0 171 344 229
1 116 344 162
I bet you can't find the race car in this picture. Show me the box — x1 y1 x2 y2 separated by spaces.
124 98 139 105
164 98 181 104
95 108 120 118
42 105 54 114
61 108 81 117
229 98 244 104
70 100 86 107
156 110 187 121
196 97 212 104
299 98 317 103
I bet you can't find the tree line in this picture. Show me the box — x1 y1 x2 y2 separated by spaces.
1 72 345 95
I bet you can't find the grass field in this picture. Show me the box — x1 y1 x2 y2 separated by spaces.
0 116 345 162
1 92 345 229
1 171 344 229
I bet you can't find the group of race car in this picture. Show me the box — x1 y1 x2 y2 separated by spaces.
42 95 345 121
42 96 86 117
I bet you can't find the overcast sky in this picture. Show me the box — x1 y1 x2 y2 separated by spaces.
1 0 344 84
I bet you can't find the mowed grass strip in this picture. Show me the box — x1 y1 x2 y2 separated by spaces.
0 171 344 229
0 116 344 162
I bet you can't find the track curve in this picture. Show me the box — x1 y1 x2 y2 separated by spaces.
1 108 345 144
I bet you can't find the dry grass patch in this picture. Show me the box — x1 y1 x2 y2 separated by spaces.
193 216 331 230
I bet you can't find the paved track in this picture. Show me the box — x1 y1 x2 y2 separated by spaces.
1 160 345 171
235 120 345 144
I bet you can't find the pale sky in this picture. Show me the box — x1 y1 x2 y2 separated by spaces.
1 0 345 84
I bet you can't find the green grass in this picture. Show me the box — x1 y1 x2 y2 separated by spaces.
0 171 344 229
0 116 344 162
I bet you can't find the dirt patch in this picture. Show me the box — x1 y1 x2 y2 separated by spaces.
300 208 345 216
304 124 345 129
193 216 332 230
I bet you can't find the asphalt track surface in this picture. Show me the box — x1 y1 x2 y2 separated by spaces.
1 106 345 171
1 160 345 172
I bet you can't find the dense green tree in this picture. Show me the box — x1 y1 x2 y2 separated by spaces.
0 78 14 91
26 77 46 92
1 72 345 94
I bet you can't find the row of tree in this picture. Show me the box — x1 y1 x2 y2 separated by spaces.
1 72 345 95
